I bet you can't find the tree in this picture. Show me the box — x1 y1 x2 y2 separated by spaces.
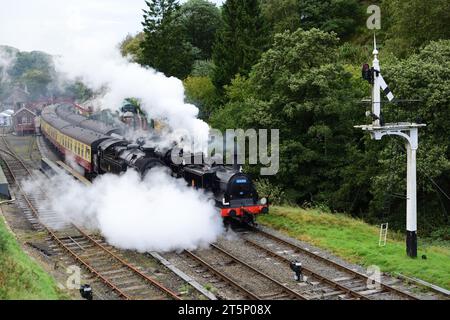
141 0 197 79
64 81 93 101
211 28 363 205
261 0 301 33
212 0 268 89
120 33 146 64
179 0 222 60
299 0 362 40
5 50 55 99
261 0 362 40
8 51 53 79
383 0 450 57
21 69 52 99
184 76 221 119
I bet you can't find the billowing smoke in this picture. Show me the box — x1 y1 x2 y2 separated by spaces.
64 153 85 176
55 48 210 150
0 47 17 83
23 168 223 252
4 1 223 252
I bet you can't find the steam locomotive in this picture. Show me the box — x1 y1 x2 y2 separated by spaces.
160 149 269 225
40 104 269 224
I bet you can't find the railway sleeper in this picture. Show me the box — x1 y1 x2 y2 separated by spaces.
115 278 145 287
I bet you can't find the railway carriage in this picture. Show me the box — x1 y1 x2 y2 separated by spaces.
40 105 110 173
55 103 123 136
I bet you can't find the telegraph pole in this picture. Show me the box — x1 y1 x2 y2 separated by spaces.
356 36 426 258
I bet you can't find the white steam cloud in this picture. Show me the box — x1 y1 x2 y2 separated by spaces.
3 1 222 252
24 169 223 252
0 48 17 82
56 48 210 148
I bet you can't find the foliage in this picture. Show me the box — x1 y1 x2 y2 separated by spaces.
383 0 450 57
183 76 221 119
21 69 52 98
63 81 93 102
119 32 146 64
338 42 371 65
209 74 254 130
7 51 53 79
190 60 215 77
178 0 222 60
261 0 363 40
213 29 364 206
254 179 286 205
212 0 269 89
1 50 55 99
259 206 450 289
138 0 222 78
298 0 363 39
261 0 301 34
141 0 198 79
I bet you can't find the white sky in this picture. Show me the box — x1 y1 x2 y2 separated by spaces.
0 0 224 54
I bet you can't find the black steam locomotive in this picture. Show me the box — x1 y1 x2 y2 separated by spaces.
159 149 269 224
40 104 269 224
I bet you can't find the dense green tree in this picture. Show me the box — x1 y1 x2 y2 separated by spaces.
141 0 197 78
120 33 146 64
184 76 221 119
7 51 53 79
190 60 215 77
261 0 362 39
212 28 364 204
261 0 300 34
178 0 222 60
21 69 52 99
299 0 362 39
383 0 450 57
212 0 268 89
126 0 221 75
1 50 56 99
63 81 93 101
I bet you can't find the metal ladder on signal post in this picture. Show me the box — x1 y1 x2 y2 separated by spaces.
379 223 389 247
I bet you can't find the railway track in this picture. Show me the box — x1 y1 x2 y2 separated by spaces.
0 134 426 300
181 244 308 300
0 136 181 300
243 228 420 300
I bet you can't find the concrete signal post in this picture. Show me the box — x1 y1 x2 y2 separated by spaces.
355 37 426 258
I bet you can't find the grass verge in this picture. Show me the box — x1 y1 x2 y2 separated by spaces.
0 216 65 299
258 206 450 290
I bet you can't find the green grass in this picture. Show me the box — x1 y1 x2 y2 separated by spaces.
258 206 450 290
0 217 65 299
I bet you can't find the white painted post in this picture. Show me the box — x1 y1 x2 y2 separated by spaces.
406 130 418 257
372 37 381 125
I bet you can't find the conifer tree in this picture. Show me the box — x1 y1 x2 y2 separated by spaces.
141 0 196 79
212 0 268 89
